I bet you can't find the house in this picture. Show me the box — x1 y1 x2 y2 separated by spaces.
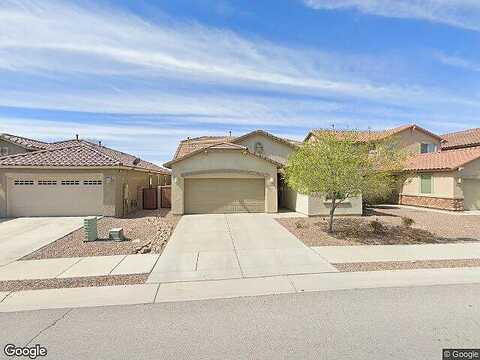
0 134 170 217
164 130 363 216
305 124 480 212
399 128 480 211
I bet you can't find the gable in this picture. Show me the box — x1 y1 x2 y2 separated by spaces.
234 133 296 165
393 128 442 154
0 139 29 156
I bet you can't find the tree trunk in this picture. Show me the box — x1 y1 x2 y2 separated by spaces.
328 197 336 233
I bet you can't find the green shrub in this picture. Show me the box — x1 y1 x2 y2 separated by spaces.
369 219 385 234
401 217 415 228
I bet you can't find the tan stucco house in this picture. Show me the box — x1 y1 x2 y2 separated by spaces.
0 134 170 217
164 130 363 216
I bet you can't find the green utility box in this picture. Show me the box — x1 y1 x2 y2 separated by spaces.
84 216 98 242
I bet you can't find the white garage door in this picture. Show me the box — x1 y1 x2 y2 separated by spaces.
184 178 265 214
7 174 104 217
463 179 480 210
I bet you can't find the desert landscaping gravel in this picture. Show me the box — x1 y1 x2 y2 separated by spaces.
0 274 148 292
22 209 180 260
277 206 480 247
334 259 480 272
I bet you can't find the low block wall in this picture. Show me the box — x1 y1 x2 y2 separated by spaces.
399 194 464 211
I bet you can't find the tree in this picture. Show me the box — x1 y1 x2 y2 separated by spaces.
284 131 407 233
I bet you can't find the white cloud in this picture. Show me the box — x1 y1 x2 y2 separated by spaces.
434 52 480 72
304 0 480 32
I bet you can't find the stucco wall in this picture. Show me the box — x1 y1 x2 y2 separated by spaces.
283 186 362 216
0 140 29 156
170 149 278 215
391 128 441 154
236 134 295 164
401 172 458 199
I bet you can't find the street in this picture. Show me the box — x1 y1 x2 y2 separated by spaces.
1 284 479 360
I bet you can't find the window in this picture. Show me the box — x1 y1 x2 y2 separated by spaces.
420 174 432 194
14 180 34 185
83 180 102 185
38 180 57 185
0 147 8 156
61 180 80 185
254 142 264 155
420 143 437 154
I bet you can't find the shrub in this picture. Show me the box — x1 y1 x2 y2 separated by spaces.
295 220 307 229
369 219 385 234
401 217 415 228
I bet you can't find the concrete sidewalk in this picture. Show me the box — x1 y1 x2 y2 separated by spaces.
1 267 480 312
0 254 160 281
312 243 480 263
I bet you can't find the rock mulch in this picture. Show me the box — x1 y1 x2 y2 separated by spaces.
334 259 480 272
277 210 480 247
22 209 180 260
0 274 148 292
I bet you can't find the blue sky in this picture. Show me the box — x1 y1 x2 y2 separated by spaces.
1 0 480 164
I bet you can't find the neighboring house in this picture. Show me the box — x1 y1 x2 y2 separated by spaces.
164 130 362 216
0 134 170 217
399 127 480 211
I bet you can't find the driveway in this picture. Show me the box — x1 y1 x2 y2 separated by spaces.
0 217 85 266
147 213 337 283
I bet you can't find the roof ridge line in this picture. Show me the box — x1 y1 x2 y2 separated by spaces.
0 143 84 161
79 141 122 165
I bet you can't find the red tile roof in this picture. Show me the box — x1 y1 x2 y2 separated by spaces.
306 124 442 143
0 140 169 174
405 146 480 171
0 133 50 150
442 128 480 150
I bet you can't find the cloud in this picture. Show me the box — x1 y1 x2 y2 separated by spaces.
434 52 480 72
303 0 480 32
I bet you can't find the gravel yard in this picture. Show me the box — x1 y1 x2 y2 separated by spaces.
0 274 148 292
22 209 180 260
334 259 480 272
277 206 480 247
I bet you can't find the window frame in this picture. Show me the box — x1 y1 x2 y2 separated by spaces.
420 174 433 194
0 147 8 156
420 143 437 154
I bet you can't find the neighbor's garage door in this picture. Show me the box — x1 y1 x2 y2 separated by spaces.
7 174 104 217
463 179 480 210
184 178 265 214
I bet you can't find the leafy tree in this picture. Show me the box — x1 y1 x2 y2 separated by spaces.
284 131 407 233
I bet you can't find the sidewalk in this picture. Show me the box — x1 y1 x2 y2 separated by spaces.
1 267 480 312
0 254 160 281
312 243 480 263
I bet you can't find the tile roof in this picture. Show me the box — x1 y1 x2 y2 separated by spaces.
442 128 480 150
404 147 480 171
0 140 169 174
172 130 299 161
306 124 442 143
0 133 50 150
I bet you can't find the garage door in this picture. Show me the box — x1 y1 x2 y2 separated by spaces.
7 174 104 217
463 179 480 210
184 178 265 214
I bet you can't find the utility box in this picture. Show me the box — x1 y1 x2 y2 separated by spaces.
109 228 126 241
84 216 98 242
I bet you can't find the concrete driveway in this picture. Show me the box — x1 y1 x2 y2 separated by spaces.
148 213 336 283
0 217 85 266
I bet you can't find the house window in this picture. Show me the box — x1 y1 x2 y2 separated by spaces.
83 180 102 185
0 147 8 156
38 180 57 185
420 143 437 153
420 174 432 194
254 142 264 155
61 180 80 185
14 180 34 185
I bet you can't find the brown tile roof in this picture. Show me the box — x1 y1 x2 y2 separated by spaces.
405 146 480 171
172 130 299 161
442 128 480 150
306 124 442 143
0 140 169 174
0 133 50 150
164 141 284 168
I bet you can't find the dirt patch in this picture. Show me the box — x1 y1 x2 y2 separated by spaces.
22 209 180 260
0 274 148 292
334 259 480 272
276 212 479 246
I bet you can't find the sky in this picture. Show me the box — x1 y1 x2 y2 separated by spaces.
1 0 480 165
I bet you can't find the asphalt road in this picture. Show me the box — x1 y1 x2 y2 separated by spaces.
1 284 479 360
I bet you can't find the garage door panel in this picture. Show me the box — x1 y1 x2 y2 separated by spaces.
7 174 104 217
185 178 265 214
463 179 480 210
